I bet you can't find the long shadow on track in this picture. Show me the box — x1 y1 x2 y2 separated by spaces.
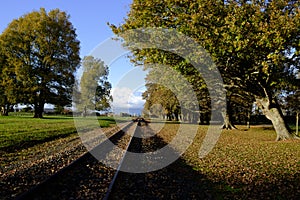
109 125 214 200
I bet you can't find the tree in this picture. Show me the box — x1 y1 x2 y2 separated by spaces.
222 86 255 129
142 63 202 123
199 0 300 140
77 56 112 116
143 83 180 121
0 8 80 118
286 89 300 135
111 0 300 140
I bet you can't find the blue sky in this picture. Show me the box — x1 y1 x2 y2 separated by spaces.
0 0 132 57
0 0 138 85
0 0 146 110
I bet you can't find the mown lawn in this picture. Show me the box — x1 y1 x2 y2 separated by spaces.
0 115 116 153
154 123 300 199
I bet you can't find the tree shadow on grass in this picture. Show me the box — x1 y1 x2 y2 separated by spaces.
0 131 77 153
110 124 300 200
42 117 74 120
3 123 299 200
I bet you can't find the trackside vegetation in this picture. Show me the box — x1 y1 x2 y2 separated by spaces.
0 115 116 153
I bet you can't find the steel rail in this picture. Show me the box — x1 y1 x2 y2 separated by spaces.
103 123 138 200
16 121 134 200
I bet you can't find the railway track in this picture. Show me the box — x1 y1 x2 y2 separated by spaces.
15 121 137 200
105 122 213 200
15 119 213 199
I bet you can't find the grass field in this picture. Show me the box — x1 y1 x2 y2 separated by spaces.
1 117 299 198
0 115 116 153
153 123 300 199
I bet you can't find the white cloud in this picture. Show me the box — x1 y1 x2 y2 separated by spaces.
111 87 145 109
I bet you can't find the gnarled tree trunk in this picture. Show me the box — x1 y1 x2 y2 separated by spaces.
221 111 237 130
256 97 297 141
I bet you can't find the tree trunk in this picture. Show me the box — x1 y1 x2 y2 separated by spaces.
174 112 179 121
247 110 251 129
1 105 9 116
296 112 299 136
221 111 237 130
82 106 87 117
34 102 44 118
201 112 210 125
256 98 297 141
167 113 172 121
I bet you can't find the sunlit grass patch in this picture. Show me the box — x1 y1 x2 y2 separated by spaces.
156 123 300 199
0 115 116 152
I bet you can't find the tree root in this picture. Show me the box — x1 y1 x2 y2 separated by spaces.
220 123 238 130
276 133 300 141
293 134 300 140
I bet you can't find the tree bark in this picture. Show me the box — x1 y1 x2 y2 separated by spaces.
174 111 179 121
34 102 44 118
200 112 210 125
1 105 10 116
256 97 297 141
167 113 172 121
247 110 251 129
296 112 299 136
221 111 237 130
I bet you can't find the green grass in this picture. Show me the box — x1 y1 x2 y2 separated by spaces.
0 115 116 152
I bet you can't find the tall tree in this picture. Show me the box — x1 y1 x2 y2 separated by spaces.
0 8 80 118
111 0 300 140
201 0 300 140
77 56 112 116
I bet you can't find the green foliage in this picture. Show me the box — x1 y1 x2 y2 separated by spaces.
112 0 300 138
142 63 205 122
143 83 180 120
76 56 112 115
0 8 81 118
0 43 14 116
114 0 300 93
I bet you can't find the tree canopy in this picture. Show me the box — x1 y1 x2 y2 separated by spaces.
76 56 112 116
111 0 300 140
0 8 80 118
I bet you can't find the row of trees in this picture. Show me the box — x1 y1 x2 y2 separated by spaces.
0 8 111 118
141 60 253 127
111 0 300 140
